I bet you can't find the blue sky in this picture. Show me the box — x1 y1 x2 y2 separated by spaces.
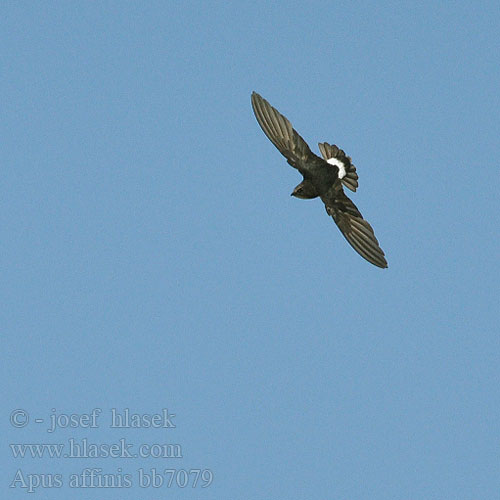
2 1 499 499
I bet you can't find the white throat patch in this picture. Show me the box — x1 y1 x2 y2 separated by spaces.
327 157 347 179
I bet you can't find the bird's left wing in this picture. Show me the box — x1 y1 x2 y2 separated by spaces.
251 92 315 174
323 189 388 268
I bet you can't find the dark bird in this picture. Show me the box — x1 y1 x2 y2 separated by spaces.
251 91 388 268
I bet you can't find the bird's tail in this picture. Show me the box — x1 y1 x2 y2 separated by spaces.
318 142 358 192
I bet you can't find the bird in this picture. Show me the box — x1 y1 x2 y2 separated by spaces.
251 91 388 268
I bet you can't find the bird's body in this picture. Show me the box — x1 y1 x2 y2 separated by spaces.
251 91 388 268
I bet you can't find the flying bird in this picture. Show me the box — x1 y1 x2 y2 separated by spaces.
251 91 388 268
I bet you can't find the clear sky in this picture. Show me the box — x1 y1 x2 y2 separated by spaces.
3 1 499 499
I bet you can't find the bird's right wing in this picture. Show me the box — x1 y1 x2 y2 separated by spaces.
323 189 388 268
251 92 315 174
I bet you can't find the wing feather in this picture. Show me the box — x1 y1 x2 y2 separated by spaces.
251 92 315 172
324 190 388 268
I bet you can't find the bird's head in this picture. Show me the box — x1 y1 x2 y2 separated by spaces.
291 180 318 199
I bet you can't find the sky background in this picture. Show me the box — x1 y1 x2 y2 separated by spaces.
2 1 499 499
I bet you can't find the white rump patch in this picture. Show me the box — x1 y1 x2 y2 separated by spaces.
327 157 347 179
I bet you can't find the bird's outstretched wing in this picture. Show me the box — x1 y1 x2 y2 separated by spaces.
323 190 387 268
251 92 316 175
318 142 358 192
